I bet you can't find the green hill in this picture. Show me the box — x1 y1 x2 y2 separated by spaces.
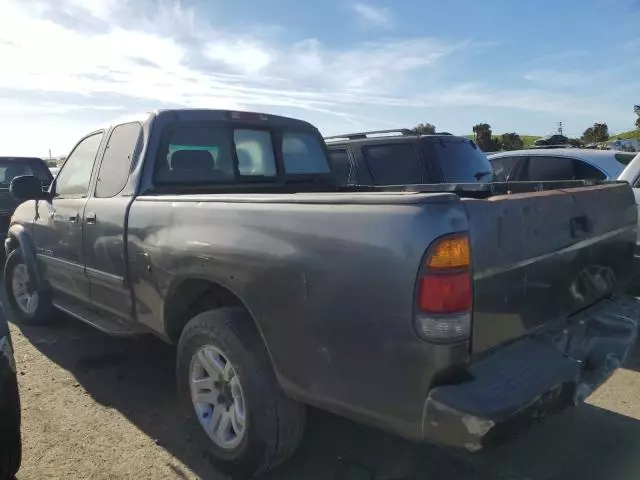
610 130 640 141
462 130 639 147
464 134 541 148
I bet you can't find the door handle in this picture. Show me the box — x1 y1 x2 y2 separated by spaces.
68 214 79 223
85 212 96 225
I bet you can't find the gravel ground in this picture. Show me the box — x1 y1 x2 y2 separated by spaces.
8 308 640 480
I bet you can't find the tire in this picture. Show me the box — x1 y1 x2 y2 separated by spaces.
0 346 21 479
177 308 306 477
4 249 52 325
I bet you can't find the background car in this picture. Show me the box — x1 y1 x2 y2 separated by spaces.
0 307 21 479
325 129 492 185
0 157 53 246
533 134 569 146
487 148 637 182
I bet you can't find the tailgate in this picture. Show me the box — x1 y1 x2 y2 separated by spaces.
463 182 637 353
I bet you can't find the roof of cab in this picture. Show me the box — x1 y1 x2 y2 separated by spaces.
103 109 317 131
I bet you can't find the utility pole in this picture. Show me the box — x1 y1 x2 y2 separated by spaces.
557 122 563 136
48 149 52 161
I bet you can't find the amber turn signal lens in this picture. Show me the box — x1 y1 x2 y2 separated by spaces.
426 236 470 269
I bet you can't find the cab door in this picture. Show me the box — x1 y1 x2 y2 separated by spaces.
83 122 142 322
34 132 105 305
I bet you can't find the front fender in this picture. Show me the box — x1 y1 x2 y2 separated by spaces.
6 224 41 290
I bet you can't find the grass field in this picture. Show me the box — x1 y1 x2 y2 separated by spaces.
610 130 640 141
464 134 541 148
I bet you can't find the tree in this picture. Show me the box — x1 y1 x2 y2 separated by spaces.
634 105 640 129
582 122 609 143
593 122 609 142
472 123 501 151
582 127 595 143
412 122 436 135
500 133 523 151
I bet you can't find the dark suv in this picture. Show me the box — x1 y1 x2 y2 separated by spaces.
325 129 493 185
0 307 20 479
0 157 53 244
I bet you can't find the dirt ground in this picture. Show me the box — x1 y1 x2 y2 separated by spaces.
7 306 640 480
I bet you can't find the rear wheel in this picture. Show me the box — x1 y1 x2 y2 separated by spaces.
4 250 51 325
177 308 306 477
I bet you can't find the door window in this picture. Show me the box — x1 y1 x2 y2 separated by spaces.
55 132 104 197
362 143 421 185
490 156 519 181
522 156 575 181
572 160 606 180
328 148 355 184
96 123 142 198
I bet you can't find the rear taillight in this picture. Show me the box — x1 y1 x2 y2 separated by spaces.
413 234 472 343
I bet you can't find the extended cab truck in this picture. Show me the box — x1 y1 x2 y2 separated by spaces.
4 109 640 477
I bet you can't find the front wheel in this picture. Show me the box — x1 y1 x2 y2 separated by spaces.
4 250 51 325
177 308 306 477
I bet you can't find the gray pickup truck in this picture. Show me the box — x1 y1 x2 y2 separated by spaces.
5 109 640 477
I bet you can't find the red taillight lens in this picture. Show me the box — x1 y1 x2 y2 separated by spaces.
418 272 471 313
413 233 472 343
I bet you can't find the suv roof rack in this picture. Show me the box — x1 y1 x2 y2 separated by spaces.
324 129 414 141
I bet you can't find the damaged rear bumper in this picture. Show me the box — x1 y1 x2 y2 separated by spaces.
422 295 640 452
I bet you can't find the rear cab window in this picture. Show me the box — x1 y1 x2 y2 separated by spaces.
154 122 331 185
423 138 493 183
362 143 422 185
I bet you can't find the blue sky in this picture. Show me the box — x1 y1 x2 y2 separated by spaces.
0 0 638 156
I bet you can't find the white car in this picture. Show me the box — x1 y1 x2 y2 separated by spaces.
488 148 637 182
617 153 640 261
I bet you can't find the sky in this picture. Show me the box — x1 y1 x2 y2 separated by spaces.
0 0 638 157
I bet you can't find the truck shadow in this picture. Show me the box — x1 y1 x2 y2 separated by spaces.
9 308 640 480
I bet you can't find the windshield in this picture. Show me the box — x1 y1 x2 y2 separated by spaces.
155 123 330 185
425 139 493 183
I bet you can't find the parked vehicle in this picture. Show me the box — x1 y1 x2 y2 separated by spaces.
0 306 21 479
488 148 637 182
616 153 640 271
325 129 493 185
5 110 640 477
0 157 53 246
49 166 60 177
533 134 569 146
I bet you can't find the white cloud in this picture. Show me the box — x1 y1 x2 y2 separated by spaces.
0 0 629 155
351 2 393 28
204 40 273 74
523 70 587 88
0 0 463 114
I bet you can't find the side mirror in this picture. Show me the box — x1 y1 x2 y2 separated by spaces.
10 175 48 201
